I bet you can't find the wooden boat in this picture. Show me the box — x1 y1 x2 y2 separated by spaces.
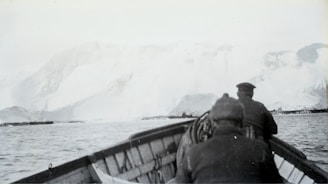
13 118 328 183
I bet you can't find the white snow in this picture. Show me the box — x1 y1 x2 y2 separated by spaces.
0 42 327 122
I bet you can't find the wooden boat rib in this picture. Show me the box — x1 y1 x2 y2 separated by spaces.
13 119 328 183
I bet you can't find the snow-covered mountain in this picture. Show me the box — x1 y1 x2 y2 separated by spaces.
0 42 327 122
0 106 44 123
169 93 218 116
250 43 328 111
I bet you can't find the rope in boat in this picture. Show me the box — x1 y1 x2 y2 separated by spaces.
191 111 212 144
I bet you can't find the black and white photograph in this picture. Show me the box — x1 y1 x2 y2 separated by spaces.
0 0 327 183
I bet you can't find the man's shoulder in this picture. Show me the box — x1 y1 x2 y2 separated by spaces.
187 139 209 152
239 98 265 107
251 99 264 106
250 100 269 110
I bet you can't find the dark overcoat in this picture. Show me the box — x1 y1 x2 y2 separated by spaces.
175 127 283 183
238 96 278 140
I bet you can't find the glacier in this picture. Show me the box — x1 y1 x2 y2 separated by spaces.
0 42 327 122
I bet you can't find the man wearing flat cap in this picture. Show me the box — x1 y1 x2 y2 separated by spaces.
175 94 282 183
236 82 278 142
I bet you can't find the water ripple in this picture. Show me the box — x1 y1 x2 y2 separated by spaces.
1 115 327 183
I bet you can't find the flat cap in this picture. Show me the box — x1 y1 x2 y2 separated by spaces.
236 82 256 92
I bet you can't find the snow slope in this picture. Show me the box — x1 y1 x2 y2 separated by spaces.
0 42 327 122
0 106 43 123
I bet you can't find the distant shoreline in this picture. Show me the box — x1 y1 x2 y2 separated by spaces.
0 120 84 127
143 109 328 120
0 121 54 127
270 108 327 115
1 109 326 126
141 115 197 120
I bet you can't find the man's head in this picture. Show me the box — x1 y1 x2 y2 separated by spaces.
236 82 256 98
209 93 245 128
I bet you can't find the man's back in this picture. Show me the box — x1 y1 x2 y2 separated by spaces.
175 126 282 183
238 96 277 140
235 82 278 141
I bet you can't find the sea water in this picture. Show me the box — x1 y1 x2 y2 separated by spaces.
274 113 328 171
0 114 327 183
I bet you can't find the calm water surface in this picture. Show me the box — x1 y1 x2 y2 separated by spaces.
0 114 327 183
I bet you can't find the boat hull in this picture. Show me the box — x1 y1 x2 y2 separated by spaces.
13 120 328 183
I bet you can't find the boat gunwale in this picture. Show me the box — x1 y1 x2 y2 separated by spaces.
12 120 192 183
92 120 192 161
12 119 328 183
12 156 92 183
270 136 328 183
128 119 194 139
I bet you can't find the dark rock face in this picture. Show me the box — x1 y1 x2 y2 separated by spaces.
297 43 327 64
169 93 218 116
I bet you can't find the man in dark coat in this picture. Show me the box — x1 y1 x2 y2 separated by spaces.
175 94 282 183
236 82 278 141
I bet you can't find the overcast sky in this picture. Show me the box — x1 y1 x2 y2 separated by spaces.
0 0 327 78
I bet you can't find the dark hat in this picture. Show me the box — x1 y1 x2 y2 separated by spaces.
236 82 256 92
209 93 244 121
